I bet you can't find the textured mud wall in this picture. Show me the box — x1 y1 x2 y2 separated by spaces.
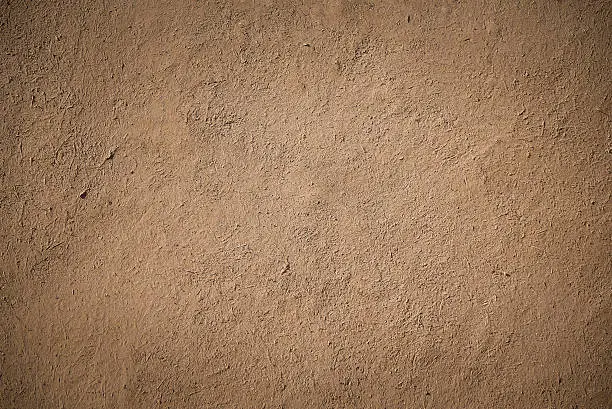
1 0 610 408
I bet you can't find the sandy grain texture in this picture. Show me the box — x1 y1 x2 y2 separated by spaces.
1 0 611 408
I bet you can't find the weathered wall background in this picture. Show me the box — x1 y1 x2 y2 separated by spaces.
1 0 610 407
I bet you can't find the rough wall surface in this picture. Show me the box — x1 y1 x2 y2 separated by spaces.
1 0 610 407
